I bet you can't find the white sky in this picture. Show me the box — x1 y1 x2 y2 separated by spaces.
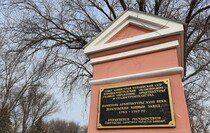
48 87 90 126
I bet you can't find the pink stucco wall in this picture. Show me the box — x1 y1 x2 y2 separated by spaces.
87 24 191 133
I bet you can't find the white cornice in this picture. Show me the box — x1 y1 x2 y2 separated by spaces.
90 67 183 85
84 10 184 54
90 40 179 64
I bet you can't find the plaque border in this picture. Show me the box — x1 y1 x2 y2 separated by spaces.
97 79 175 129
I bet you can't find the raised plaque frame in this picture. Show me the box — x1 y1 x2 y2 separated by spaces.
97 79 175 129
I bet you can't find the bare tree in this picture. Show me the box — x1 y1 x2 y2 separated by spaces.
45 120 80 133
27 118 47 133
0 26 58 133
189 103 210 133
0 0 210 132
16 84 58 133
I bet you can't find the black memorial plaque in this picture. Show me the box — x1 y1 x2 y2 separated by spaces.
97 79 175 129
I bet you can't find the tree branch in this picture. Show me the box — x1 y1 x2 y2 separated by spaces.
88 0 113 21
104 0 117 19
189 4 210 22
119 0 127 10
185 0 197 24
154 0 162 15
184 60 210 81
137 0 146 12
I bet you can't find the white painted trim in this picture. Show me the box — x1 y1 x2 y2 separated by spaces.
85 28 182 54
90 40 179 64
93 18 167 48
84 10 184 54
90 67 183 85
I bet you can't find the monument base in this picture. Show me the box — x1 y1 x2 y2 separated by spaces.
87 74 191 133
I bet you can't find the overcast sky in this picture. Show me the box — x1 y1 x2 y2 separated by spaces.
48 85 90 126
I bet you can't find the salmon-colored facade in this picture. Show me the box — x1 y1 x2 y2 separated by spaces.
84 10 191 133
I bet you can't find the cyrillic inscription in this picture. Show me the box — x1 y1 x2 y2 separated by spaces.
97 79 175 129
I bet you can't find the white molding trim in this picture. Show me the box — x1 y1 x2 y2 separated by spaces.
84 28 182 54
84 10 184 54
88 18 167 50
90 40 179 64
90 67 183 85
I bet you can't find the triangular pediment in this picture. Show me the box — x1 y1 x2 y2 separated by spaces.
107 24 153 43
84 10 184 54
